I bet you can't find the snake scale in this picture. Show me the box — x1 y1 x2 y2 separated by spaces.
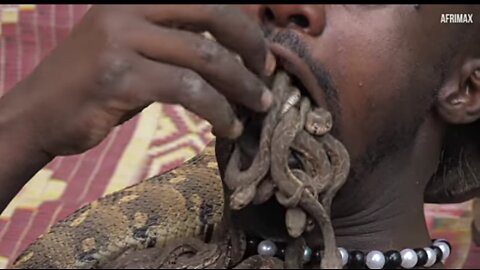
12 145 224 269
13 71 350 269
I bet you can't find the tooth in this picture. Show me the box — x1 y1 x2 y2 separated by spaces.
281 91 301 114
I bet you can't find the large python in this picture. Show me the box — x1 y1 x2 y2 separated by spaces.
13 71 350 269
13 144 224 269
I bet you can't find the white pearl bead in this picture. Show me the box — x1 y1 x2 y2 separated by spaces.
433 241 450 262
337 247 349 266
424 247 437 267
433 239 448 245
366 250 385 269
257 240 277 257
400 249 418 269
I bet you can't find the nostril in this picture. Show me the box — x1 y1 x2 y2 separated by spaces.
263 7 275 22
288 14 310 29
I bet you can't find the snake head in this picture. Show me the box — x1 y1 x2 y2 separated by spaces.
230 185 257 210
305 108 332 136
285 207 307 238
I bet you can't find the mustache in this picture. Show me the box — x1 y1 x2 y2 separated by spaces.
263 26 309 59
262 26 342 125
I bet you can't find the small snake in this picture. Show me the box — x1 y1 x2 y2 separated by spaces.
268 97 333 268
223 72 292 210
224 70 350 268
13 71 350 269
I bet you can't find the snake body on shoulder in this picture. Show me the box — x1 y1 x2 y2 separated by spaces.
13 71 350 269
13 145 224 269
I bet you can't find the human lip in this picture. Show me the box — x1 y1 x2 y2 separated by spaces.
269 42 327 109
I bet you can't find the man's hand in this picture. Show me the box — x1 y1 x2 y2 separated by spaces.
1 4 274 157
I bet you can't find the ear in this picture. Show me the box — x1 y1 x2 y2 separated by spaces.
437 59 480 124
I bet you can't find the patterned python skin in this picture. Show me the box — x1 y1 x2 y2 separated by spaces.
13 142 224 269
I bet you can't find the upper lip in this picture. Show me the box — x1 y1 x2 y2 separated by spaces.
269 42 327 109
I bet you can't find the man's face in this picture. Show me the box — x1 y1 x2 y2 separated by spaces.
216 5 467 203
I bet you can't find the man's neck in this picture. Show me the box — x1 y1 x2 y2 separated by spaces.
307 114 445 253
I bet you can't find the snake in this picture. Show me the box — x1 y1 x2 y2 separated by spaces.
223 72 292 210
12 71 350 269
13 144 225 269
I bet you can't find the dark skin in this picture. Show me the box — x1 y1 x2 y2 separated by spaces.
0 4 479 266
0 4 276 212
219 4 480 257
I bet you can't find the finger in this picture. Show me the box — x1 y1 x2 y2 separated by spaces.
131 57 243 139
131 4 269 76
127 21 272 112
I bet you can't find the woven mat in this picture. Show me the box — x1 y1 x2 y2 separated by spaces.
0 5 477 269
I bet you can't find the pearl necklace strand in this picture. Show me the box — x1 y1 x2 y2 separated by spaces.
249 237 451 269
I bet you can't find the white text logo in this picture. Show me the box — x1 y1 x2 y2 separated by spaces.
441 13 473 24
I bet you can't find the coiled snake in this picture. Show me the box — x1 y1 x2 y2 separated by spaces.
13 71 350 269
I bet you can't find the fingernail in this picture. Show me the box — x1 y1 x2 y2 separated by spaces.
261 88 273 111
265 50 276 77
228 119 244 139
202 31 216 41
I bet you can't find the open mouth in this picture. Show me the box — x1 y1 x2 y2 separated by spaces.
236 46 320 171
236 72 307 171
229 49 331 241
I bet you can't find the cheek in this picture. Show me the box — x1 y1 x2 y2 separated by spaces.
308 17 416 161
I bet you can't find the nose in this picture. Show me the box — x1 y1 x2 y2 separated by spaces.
259 5 326 36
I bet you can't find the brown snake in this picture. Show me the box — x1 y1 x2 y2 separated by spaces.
13 71 350 269
223 72 292 210
224 71 350 268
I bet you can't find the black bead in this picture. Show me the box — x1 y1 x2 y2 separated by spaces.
247 237 259 249
312 249 322 264
384 250 402 269
432 246 443 264
245 237 260 258
414 248 428 266
275 243 286 259
348 250 365 269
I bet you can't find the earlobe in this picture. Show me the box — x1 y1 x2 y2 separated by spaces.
437 60 480 125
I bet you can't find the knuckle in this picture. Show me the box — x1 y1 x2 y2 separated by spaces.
178 70 206 102
195 40 229 67
95 52 133 89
